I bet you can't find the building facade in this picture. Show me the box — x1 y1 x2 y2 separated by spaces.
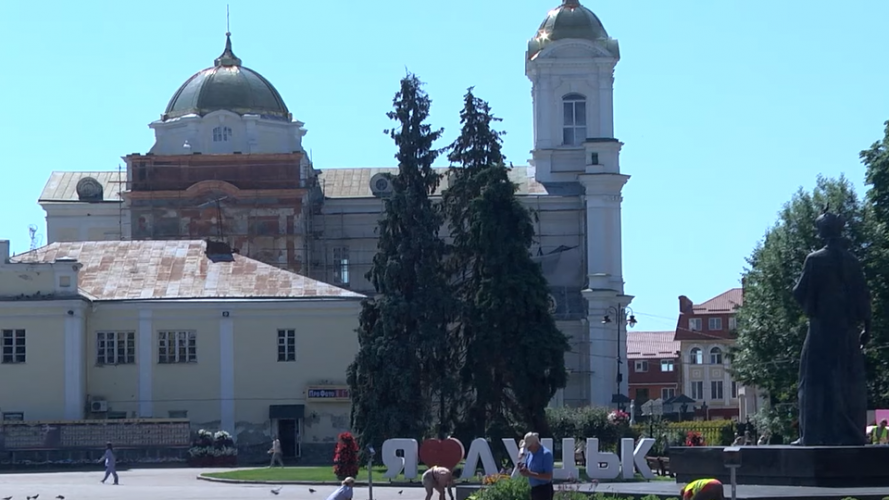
626 331 680 404
0 239 362 462
674 288 744 420
36 0 631 408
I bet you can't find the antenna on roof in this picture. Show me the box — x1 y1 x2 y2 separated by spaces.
226 4 231 34
28 224 39 251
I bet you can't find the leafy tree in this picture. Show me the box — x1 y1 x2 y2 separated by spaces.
862 120 889 408
442 88 569 441
729 176 869 432
347 74 451 451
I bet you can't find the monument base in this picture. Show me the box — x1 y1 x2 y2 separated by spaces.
670 445 889 487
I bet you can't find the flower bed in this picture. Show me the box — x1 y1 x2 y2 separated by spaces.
188 429 238 467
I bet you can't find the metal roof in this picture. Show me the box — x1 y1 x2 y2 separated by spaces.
11 240 362 302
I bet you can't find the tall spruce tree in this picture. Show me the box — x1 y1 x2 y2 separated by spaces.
442 88 569 438
347 74 451 451
862 120 889 407
729 176 869 435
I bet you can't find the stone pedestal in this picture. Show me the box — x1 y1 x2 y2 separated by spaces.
671 445 889 487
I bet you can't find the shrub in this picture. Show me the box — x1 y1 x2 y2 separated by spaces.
333 431 359 479
545 407 639 452
189 429 237 458
470 477 529 500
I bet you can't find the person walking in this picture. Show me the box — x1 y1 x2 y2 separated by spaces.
268 436 284 467
871 419 889 445
517 432 553 500
325 477 355 500
99 442 119 485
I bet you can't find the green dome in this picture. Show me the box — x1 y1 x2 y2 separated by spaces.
528 0 613 59
163 34 291 121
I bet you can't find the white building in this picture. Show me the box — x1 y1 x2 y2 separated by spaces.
36 0 632 408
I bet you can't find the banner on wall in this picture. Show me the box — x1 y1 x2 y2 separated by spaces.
306 385 351 402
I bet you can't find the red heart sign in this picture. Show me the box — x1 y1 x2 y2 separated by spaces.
419 438 465 471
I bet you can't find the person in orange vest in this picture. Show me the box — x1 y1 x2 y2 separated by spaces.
681 478 725 500
871 419 889 445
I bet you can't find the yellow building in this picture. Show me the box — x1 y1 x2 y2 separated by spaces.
0 238 362 462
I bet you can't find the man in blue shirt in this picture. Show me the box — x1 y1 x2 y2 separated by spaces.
518 432 554 500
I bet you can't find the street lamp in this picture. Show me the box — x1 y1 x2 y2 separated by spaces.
602 304 637 409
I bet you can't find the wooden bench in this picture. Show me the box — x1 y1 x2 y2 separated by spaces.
646 457 673 477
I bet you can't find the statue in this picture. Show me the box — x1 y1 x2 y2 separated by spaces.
791 206 871 446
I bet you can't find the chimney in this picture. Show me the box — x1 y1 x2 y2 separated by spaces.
0 240 9 263
678 295 694 314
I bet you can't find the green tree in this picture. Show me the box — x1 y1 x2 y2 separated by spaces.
347 74 451 450
862 120 889 408
442 88 569 441
729 176 869 433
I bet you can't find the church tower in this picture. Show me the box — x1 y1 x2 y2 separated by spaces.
526 0 631 407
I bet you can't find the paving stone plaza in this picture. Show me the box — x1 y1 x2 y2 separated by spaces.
4 468 889 500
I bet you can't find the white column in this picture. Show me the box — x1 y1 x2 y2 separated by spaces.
220 314 235 437
63 309 84 419
536 76 555 149
579 174 629 290
138 309 153 417
597 64 615 138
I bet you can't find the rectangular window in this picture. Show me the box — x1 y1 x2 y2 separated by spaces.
96 332 136 365
278 329 296 362
59 275 72 288
708 317 723 331
635 388 650 402
333 247 350 285
662 387 676 400
711 380 724 400
562 99 587 146
590 152 599 165
731 381 738 399
1 329 26 364
691 381 704 400
158 331 197 364
688 318 702 331
728 317 738 331
660 359 675 372
634 360 648 372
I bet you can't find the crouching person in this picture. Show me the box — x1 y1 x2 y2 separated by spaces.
681 478 725 500
422 466 457 500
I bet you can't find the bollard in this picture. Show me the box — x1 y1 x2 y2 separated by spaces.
723 446 741 500
367 446 377 500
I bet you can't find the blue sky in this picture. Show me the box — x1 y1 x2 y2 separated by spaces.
2 0 888 326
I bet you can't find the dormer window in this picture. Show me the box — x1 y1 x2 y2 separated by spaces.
213 126 232 142
562 93 587 146
59 276 72 288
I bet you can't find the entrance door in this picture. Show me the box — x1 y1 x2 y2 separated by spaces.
277 419 297 458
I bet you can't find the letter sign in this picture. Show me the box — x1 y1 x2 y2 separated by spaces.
382 439 418 479
380 436 654 480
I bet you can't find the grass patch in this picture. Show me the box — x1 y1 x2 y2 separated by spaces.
202 466 674 484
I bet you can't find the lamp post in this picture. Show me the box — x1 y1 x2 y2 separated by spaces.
602 304 637 409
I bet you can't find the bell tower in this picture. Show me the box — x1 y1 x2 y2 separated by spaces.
526 0 632 407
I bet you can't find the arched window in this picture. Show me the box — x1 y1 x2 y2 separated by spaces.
710 347 723 365
562 93 587 146
213 126 232 143
689 347 703 365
